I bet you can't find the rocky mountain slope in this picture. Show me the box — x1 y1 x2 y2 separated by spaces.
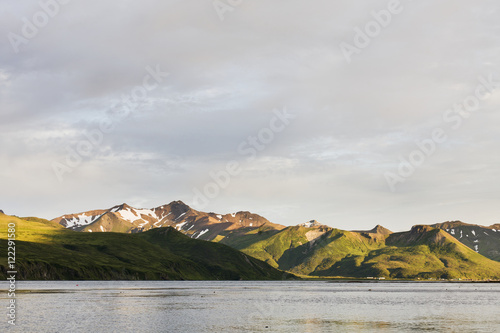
52 201 284 241
432 221 500 261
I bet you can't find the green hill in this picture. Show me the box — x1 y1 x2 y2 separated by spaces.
4 209 500 281
236 224 500 280
0 213 293 280
354 225 500 279
240 226 385 275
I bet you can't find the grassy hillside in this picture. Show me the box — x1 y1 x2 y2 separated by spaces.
0 213 293 280
4 211 500 280
237 224 500 280
320 226 500 280
241 226 385 276
217 223 283 250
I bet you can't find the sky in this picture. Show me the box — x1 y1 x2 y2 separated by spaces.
1 0 500 231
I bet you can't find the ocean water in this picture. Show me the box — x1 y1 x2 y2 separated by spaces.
1 281 500 332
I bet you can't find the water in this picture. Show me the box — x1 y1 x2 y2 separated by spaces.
1 281 500 332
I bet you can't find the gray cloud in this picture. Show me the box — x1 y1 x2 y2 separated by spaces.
1 0 500 231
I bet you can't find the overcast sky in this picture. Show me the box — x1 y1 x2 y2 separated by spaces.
1 0 500 231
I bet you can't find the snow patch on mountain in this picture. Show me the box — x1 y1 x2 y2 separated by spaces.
118 208 139 222
299 220 323 228
176 221 188 231
196 229 209 239
64 213 100 228
116 207 158 224
135 208 158 220
138 221 150 228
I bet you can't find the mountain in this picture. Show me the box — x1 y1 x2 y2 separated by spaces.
53 201 285 241
379 225 500 279
352 225 393 242
431 221 500 261
354 224 393 235
0 213 294 280
240 224 387 276
236 223 500 279
51 202 500 279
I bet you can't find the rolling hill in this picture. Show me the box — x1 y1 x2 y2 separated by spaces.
48 202 500 280
236 223 500 279
0 212 293 280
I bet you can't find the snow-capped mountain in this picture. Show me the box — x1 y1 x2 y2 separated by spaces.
52 201 284 241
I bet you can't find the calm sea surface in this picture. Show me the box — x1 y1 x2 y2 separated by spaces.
1 281 500 332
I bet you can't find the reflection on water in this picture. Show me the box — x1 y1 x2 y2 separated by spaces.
1 281 500 332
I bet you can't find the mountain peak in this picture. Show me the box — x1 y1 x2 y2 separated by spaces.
166 200 191 215
352 225 392 235
0 209 4 214
370 225 392 235
116 203 133 210
169 200 188 205
166 200 190 210
298 220 324 228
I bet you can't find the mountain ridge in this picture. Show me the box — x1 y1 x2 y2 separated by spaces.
0 213 294 280
431 221 500 261
239 223 500 279
52 202 500 263
52 200 285 241
46 201 500 279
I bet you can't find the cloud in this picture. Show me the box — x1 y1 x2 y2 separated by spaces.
1 0 500 230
